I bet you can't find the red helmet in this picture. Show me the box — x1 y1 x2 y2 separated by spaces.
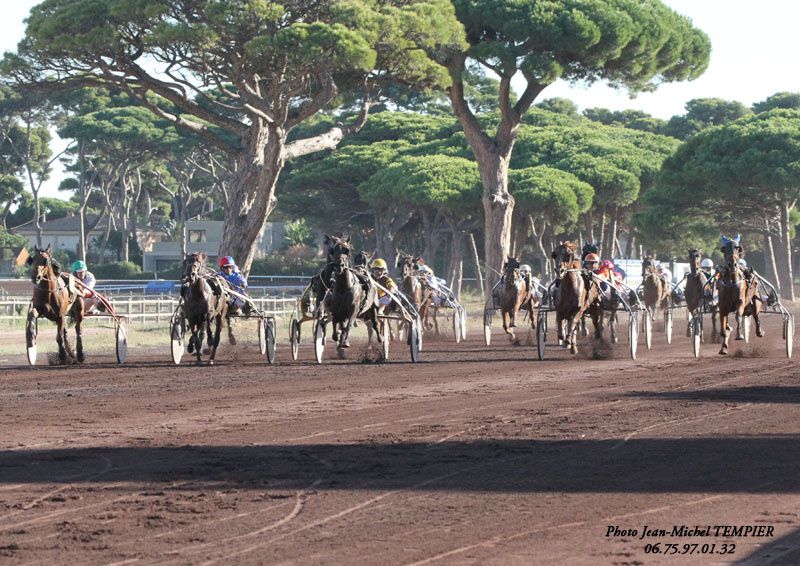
600 259 614 269
585 253 600 263
219 255 235 268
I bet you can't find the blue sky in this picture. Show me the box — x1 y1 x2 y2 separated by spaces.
2 0 798 198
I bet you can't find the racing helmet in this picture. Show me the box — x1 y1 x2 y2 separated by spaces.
584 253 600 263
371 258 388 270
71 260 87 272
219 255 235 268
737 258 747 268
700 258 713 269
418 264 432 274
519 264 532 273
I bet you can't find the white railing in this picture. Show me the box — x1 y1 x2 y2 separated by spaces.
0 295 297 324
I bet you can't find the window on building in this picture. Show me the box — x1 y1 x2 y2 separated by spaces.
189 230 207 243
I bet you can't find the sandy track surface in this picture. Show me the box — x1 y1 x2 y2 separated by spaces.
1 315 799 565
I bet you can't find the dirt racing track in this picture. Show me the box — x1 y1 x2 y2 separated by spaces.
1 314 800 565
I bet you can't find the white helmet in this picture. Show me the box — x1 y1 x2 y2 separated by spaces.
418 264 432 274
520 264 532 273
700 258 713 269
737 258 747 268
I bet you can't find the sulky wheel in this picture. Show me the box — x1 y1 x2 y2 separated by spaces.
536 312 547 361
785 316 794 359
313 318 325 364
115 318 128 364
628 313 639 360
483 308 492 346
26 309 38 366
290 317 300 361
453 308 462 344
692 314 703 358
643 310 653 350
170 315 185 365
665 308 673 344
409 320 420 363
265 318 276 364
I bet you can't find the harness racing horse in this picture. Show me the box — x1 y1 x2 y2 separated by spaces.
181 252 228 365
684 249 718 341
585 271 621 344
27 244 85 363
322 236 381 355
717 236 764 355
551 242 598 354
494 256 535 343
396 254 423 316
641 257 670 324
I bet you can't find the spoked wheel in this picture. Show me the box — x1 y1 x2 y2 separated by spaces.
290 317 301 361
170 314 185 365
536 312 547 361
692 314 703 358
453 309 462 344
115 318 128 364
258 317 268 355
784 315 794 358
643 310 653 350
628 313 639 360
25 310 38 366
313 318 325 364
382 319 390 360
459 307 467 341
265 318 276 364
742 315 751 343
409 320 420 363
483 308 492 346
664 308 673 344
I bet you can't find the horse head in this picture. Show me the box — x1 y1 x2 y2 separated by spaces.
182 252 207 284
687 248 702 274
28 244 56 286
503 256 521 285
641 257 659 280
551 241 578 275
354 250 371 270
396 254 415 278
330 238 351 274
581 242 599 261
720 235 744 281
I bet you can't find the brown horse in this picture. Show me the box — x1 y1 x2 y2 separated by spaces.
26 245 85 363
684 248 718 341
181 252 227 365
493 256 535 342
641 257 670 322
551 242 598 354
717 236 763 355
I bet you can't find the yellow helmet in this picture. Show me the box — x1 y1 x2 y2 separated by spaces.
371 258 387 269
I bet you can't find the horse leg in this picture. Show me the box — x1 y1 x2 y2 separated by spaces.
591 309 602 340
74 307 84 363
209 315 223 365
754 305 765 337
711 310 719 343
433 308 439 335
55 317 67 363
567 315 579 354
719 314 729 355
610 312 618 344
227 315 236 345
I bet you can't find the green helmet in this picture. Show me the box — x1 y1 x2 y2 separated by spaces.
71 260 87 272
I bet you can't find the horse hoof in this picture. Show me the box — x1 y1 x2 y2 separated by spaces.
735 335 743 341
719 349 727 355
208 360 215 366
77 354 85 363
229 336 237 345
757 330 765 338
343 341 351 348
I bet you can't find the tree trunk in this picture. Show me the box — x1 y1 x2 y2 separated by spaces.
625 235 635 259
609 207 619 258
529 214 550 279
765 232 780 293
778 202 795 300
220 126 283 276
597 207 607 257
478 154 514 294
468 232 483 295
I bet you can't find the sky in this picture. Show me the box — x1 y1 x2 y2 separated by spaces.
1 0 798 199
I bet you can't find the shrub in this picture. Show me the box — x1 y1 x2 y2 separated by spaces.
92 261 143 279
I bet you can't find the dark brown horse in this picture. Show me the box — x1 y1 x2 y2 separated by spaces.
684 248 718 341
27 245 85 363
494 256 535 342
717 236 763 355
551 242 598 354
641 257 670 322
322 236 381 353
181 252 227 365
